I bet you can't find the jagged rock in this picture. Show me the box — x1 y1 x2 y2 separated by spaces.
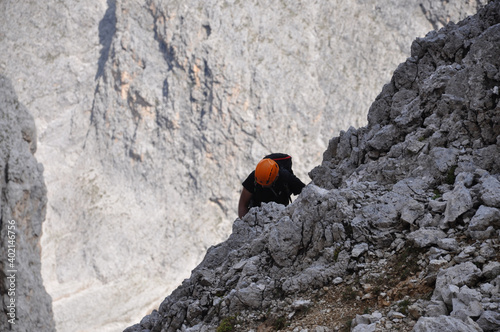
428 259 449 276
454 245 479 264
351 243 369 258
351 191 413 246
413 315 482 332
332 277 343 285
7 0 497 329
477 311 500 332
432 262 482 309
351 322 377 332
429 199 447 213
267 215 303 267
424 300 449 317
233 282 267 309
401 199 426 225
352 312 382 330
125 3 500 331
367 124 400 152
0 76 55 331
428 246 451 262
429 147 460 174
437 238 459 252
291 299 313 311
442 182 473 227
313 327 332 332
467 205 500 239
479 241 498 260
139 310 160 330
483 262 500 280
407 228 447 248
3 1 484 329
480 175 500 207
450 286 484 321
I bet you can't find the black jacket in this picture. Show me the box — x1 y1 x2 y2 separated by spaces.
242 168 305 207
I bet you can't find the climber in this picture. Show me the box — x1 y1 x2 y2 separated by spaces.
238 153 306 218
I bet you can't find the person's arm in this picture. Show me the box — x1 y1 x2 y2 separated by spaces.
284 170 305 195
292 175 306 195
238 187 253 218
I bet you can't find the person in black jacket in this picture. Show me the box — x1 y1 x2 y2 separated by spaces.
238 154 305 218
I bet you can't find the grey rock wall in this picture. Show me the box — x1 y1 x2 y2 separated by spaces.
0 0 485 331
0 76 55 331
126 1 500 331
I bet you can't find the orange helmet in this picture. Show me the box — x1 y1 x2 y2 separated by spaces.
255 158 279 186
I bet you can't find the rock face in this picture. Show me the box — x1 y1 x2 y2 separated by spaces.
0 76 55 331
0 0 485 331
126 2 500 332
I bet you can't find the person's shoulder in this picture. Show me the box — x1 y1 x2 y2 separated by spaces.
243 171 256 190
280 168 305 185
244 170 255 182
279 168 295 180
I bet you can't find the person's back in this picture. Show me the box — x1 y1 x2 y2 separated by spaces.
263 153 294 174
238 154 305 218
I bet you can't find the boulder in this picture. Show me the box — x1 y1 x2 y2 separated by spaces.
437 238 459 252
433 262 482 308
413 315 482 332
267 216 303 267
480 175 500 207
450 286 484 321
443 183 473 227
482 262 500 280
477 311 500 332
352 243 369 258
407 228 447 248
424 300 449 317
468 205 500 232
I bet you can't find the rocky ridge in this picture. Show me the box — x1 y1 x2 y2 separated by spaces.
126 2 500 332
0 0 487 331
0 76 55 331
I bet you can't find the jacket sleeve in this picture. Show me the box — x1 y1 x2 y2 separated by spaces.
285 171 305 195
242 171 256 193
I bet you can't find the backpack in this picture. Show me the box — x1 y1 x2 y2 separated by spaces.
264 153 294 175
250 153 295 208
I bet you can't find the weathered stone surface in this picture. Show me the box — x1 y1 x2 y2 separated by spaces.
468 205 500 232
267 216 303 267
451 286 484 321
1 1 484 330
0 76 55 331
130 2 500 331
433 262 482 307
126 4 500 329
467 205 500 240
437 238 459 252
408 228 447 248
413 315 482 332
443 182 473 227
483 262 500 280
351 322 377 332
424 300 449 317
480 175 500 207
1 0 495 331
351 243 369 258
477 311 500 332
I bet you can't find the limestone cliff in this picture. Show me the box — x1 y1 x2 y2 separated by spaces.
126 2 500 331
0 0 485 331
0 76 55 331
